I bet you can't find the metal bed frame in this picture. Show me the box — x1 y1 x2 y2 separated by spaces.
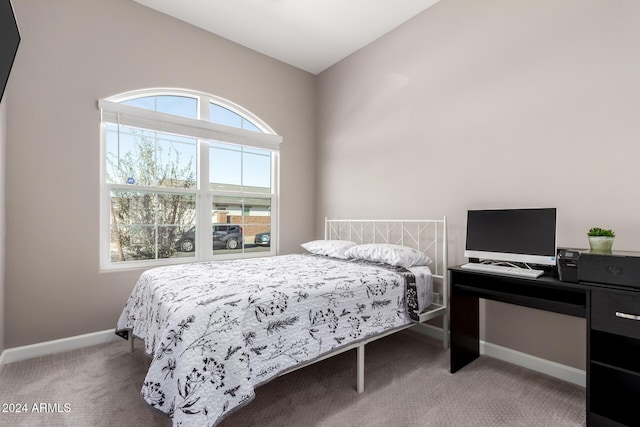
126 217 449 393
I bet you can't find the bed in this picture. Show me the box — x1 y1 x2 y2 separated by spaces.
116 218 448 427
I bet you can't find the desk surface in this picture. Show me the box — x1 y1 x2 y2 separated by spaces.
449 266 587 318
450 265 583 288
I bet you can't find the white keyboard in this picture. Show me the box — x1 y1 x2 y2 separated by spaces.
460 263 544 278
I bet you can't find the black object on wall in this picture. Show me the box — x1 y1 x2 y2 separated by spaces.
0 0 20 102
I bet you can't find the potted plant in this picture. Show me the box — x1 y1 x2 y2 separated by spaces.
587 227 615 253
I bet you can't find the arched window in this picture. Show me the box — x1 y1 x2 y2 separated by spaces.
99 89 281 269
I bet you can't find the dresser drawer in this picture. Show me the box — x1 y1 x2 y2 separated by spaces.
591 290 640 339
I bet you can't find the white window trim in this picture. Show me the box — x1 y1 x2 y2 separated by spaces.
99 89 280 271
99 100 282 151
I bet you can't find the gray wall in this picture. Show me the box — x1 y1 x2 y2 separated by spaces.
5 0 317 348
317 0 640 370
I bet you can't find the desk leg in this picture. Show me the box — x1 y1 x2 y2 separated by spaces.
450 284 480 373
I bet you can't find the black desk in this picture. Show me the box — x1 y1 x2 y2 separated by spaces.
449 266 587 373
449 266 640 426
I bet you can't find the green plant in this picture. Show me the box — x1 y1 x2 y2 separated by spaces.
587 227 615 238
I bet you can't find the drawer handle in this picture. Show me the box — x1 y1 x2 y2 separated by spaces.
615 311 640 321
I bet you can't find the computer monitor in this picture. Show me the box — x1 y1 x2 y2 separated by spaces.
0 0 21 102
465 208 557 267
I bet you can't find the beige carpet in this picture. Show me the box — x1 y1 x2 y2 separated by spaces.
0 331 585 426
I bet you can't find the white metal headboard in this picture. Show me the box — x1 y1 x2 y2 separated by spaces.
324 217 449 348
323 218 448 280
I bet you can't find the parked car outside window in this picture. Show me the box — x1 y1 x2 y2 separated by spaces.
175 224 243 251
254 231 270 247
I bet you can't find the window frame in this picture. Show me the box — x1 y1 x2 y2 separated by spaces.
99 88 281 271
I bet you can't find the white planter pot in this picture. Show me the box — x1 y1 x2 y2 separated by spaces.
588 236 614 253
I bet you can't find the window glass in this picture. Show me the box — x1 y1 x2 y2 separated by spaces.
105 124 197 189
243 196 271 254
212 196 245 255
210 103 261 131
212 196 271 256
209 142 271 193
122 95 197 119
242 147 271 193
242 120 261 132
109 190 196 262
210 141 242 189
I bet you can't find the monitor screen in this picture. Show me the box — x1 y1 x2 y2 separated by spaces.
0 0 21 102
465 208 557 266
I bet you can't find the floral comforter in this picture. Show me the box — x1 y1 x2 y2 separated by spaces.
116 254 430 426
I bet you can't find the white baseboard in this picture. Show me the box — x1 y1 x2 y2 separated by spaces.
480 341 586 387
410 324 586 387
0 329 121 365
410 322 444 341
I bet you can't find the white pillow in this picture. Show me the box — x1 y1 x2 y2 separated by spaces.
344 243 432 268
301 240 357 259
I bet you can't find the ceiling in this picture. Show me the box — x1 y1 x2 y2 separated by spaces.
133 0 440 74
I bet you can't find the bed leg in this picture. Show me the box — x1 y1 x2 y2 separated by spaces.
128 330 135 353
357 344 365 393
442 314 450 349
